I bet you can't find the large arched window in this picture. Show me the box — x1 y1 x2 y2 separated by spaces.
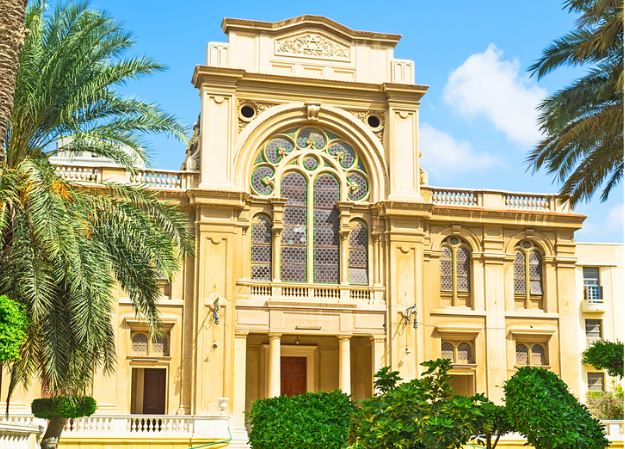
251 214 272 281
440 237 471 306
250 127 371 285
514 240 544 308
349 220 369 285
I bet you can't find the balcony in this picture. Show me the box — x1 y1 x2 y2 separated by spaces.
582 286 606 313
238 281 384 304
0 414 229 440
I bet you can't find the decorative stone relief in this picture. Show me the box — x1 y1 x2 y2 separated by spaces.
275 33 350 61
236 100 277 133
352 110 384 143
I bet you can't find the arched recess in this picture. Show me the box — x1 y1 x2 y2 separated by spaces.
430 227 482 254
504 230 555 257
233 103 388 202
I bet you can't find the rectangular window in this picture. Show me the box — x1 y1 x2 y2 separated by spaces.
583 267 602 302
585 320 602 346
587 372 605 392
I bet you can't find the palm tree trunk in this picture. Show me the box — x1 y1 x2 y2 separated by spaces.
41 416 67 449
0 0 27 156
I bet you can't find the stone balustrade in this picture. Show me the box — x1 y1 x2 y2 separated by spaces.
240 281 383 303
0 421 42 449
0 414 229 439
424 187 571 213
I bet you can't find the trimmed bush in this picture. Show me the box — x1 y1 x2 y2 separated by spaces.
32 396 96 419
504 367 608 449
0 295 28 363
582 340 624 378
248 390 355 449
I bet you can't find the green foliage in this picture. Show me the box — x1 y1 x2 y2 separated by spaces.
587 385 624 420
471 397 514 449
248 390 355 449
504 367 608 449
348 359 484 449
0 0 192 398
0 295 28 363
32 396 96 419
582 340 624 378
527 0 623 204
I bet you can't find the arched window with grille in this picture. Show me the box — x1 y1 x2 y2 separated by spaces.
514 241 544 308
531 344 546 366
457 342 472 364
441 342 454 361
349 220 368 285
515 342 548 367
441 340 474 364
440 237 471 306
281 172 308 282
251 214 272 281
313 174 340 283
249 127 372 286
515 344 528 365
131 333 148 355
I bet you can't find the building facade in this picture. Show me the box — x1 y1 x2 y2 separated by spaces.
2 15 622 449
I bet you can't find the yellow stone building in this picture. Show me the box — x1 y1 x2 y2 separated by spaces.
2 15 623 449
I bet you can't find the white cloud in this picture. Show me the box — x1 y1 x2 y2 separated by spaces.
420 122 502 177
443 44 546 147
607 203 624 231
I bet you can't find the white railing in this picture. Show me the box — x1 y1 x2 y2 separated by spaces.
55 165 101 182
239 281 381 303
603 420 624 440
431 188 478 207
2 414 229 439
0 422 42 449
130 169 184 190
504 193 551 211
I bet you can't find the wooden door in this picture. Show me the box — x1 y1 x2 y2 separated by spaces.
281 356 307 396
142 368 166 414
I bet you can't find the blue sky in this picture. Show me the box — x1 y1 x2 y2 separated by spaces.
78 0 623 242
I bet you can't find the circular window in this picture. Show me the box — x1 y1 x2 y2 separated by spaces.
367 114 382 130
239 104 256 121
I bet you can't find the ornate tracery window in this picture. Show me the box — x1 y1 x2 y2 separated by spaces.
440 237 471 306
513 240 543 308
250 127 370 285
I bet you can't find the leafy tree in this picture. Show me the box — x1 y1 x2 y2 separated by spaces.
504 367 608 449
582 340 624 378
470 397 514 449
0 1 191 446
248 390 355 449
0 295 28 363
587 384 624 420
348 359 484 449
527 0 623 204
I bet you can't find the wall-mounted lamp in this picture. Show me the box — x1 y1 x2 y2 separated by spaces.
399 305 418 329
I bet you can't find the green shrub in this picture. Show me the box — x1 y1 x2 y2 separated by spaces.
587 385 624 420
32 396 96 419
0 295 29 363
582 340 624 378
504 367 607 449
348 360 484 449
248 390 354 449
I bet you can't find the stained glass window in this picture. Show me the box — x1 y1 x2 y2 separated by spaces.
281 172 307 282
132 333 148 355
314 174 340 283
457 343 472 364
441 342 454 361
349 220 368 285
251 214 272 281
513 251 526 295
441 246 453 292
529 251 543 295
456 246 470 293
515 344 528 365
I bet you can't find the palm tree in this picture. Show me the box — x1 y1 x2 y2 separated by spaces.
0 0 28 154
0 1 191 446
527 0 623 205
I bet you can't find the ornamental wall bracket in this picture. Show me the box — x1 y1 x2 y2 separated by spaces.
305 103 321 121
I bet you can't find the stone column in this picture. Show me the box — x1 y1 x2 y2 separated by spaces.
268 333 281 397
338 336 351 395
232 332 248 426
370 336 386 393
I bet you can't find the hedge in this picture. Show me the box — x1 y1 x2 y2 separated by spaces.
248 390 355 449
32 396 96 419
